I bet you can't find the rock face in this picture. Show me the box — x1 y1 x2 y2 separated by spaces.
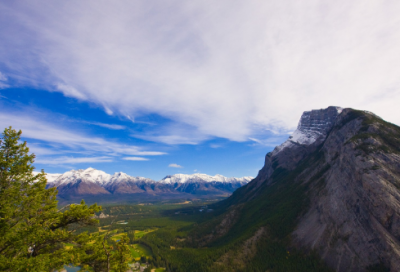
245 106 343 196
46 168 253 200
295 106 343 143
292 109 400 271
205 107 400 272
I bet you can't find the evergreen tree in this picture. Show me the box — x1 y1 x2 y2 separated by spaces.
0 127 102 271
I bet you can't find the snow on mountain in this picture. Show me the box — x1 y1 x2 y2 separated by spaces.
50 167 112 187
272 106 343 155
33 171 62 183
44 167 253 198
105 172 154 186
160 173 253 184
47 168 253 187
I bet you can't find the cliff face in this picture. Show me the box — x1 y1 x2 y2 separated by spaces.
205 107 400 272
293 110 400 271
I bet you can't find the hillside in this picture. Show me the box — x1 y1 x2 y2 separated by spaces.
188 107 400 272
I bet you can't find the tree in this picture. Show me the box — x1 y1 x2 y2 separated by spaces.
77 223 131 272
0 127 101 271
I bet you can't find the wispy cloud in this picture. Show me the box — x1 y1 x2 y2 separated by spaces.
210 144 222 149
0 112 166 166
1 1 400 142
0 112 165 155
85 121 126 130
36 156 112 165
0 71 9 89
169 163 183 168
122 157 149 161
248 137 288 147
132 122 210 145
56 83 86 100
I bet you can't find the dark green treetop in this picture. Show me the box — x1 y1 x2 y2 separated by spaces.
0 127 105 271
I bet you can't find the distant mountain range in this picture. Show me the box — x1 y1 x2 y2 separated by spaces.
42 168 253 202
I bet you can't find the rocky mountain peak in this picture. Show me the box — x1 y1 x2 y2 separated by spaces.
272 106 342 156
296 106 342 136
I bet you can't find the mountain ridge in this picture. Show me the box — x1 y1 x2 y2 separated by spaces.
190 106 400 272
42 168 253 201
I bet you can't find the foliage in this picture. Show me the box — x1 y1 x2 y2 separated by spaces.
77 232 131 272
0 127 130 271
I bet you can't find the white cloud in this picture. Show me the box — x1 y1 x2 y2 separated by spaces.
169 163 183 168
122 157 149 161
132 122 210 145
210 144 222 149
104 106 113 116
0 71 9 89
0 72 7 81
0 82 9 89
36 156 112 164
248 137 288 147
86 121 125 130
1 1 400 142
0 112 166 164
56 83 86 100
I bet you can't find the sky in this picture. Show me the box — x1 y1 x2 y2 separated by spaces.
1 1 400 180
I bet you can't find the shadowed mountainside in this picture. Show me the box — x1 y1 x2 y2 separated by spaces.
191 107 400 272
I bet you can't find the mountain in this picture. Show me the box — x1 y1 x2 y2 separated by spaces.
45 168 253 201
160 173 251 195
191 106 400 272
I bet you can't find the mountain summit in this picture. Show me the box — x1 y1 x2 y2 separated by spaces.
192 107 400 272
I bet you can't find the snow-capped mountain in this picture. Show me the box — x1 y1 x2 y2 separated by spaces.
160 173 253 184
272 106 343 155
45 168 253 200
159 174 253 195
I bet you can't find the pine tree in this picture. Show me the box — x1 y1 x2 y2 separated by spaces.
0 127 102 271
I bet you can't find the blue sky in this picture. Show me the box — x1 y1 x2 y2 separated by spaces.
1 1 400 180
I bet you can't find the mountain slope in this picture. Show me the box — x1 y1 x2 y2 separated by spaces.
191 107 400 272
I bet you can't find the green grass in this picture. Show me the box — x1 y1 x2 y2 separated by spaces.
134 229 156 238
129 245 141 259
130 244 152 260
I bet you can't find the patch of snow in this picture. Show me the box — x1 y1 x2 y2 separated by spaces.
272 106 343 156
32 171 62 183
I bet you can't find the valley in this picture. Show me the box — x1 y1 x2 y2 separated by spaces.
62 202 216 272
